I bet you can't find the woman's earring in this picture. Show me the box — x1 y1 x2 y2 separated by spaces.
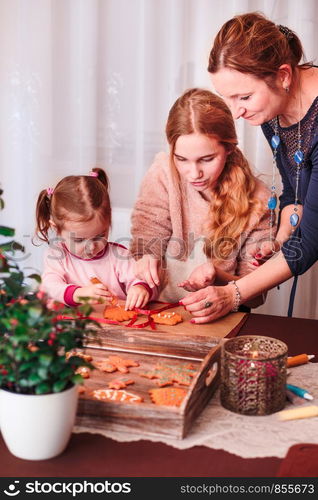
284 86 290 93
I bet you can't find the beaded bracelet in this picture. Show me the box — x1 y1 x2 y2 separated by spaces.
228 280 241 312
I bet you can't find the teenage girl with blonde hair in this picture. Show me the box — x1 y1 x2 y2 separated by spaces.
130 88 275 306
35 168 155 310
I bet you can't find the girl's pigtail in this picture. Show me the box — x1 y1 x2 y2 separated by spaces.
34 189 52 243
90 167 109 191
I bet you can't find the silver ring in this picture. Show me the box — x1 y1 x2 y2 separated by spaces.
204 301 213 308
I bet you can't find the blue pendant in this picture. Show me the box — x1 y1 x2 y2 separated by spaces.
268 194 277 210
294 150 304 164
271 135 280 149
290 212 299 227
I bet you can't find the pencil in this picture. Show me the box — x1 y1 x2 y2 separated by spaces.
287 354 315 367
278 405 318 421
286 384 314 401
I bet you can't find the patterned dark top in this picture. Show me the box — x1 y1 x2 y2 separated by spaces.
261 96 318 275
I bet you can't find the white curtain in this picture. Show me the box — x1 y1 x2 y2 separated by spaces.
1 0 317 318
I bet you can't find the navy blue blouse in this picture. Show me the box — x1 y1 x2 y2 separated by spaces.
261 96 318 276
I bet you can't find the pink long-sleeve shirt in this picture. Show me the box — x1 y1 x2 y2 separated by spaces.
41 242 154 306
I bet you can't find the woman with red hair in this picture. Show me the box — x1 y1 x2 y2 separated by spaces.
182 12 318 322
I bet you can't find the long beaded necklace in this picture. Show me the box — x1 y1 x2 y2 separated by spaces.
268 106 303 233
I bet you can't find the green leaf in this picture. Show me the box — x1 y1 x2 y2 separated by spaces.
0 241 24 252
9 333 31 344
39 354 53 366
27 307 42 320
59 366 73 379
49 361 65 374
12 347 27 362
19 361 35 373
53 379 67 393
0 258 9 271
1 319 14 330
19 378 31 387
3 276 24 296
27 273 42 283
29 373 42 384
0 226 15 237
37 367 48 379
35 382 51 394
66 355 87 367
71 374 83 385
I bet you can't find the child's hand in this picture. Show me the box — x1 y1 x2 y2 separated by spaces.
125 285 150 310
73 284 113 304
178 262 216 292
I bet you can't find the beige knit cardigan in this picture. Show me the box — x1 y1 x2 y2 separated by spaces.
130 152 276 301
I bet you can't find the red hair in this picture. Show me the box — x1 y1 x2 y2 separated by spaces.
208 12 310 86
165 88 263 261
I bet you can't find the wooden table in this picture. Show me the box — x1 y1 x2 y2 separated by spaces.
1 313 317 478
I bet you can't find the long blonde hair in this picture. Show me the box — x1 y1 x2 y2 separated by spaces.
165 88 263 261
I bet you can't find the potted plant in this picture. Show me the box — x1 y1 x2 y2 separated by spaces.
0 188 99 460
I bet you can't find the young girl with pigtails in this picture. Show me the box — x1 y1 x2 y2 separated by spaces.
35 168 155 310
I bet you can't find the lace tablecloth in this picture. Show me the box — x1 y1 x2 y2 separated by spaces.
74 363 318 459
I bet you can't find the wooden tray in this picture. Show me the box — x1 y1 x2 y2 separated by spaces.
75 304 247 439
85 303 247 356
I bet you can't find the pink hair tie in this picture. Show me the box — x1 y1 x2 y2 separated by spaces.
47 187 54 196
89 171 98 177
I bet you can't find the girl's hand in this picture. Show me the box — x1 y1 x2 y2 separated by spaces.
178 262 216 291
125 285 150 310
73 284 113 304
134 254 160 288
180 285 235 324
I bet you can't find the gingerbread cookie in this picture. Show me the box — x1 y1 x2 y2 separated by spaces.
66 350 93 362
90 276 103 285
151 311 183 325
108 379 135 390
149 387 187 407
140 363 197 386
95 360 117 373
75 366 91 379
92 388 143 403
104 305 136 322
95 355 139 374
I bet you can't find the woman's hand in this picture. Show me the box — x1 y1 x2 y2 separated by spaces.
73 284 113 304
134 254 160 288
125 285 150 310
247 239 280 269
178 261 216 292
180 284 235 323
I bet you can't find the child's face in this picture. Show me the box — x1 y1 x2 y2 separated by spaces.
59 216 109 259
173 133 229 200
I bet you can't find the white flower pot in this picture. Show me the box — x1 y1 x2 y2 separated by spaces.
0 385 78 460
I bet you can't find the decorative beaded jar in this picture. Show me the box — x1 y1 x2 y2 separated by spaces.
220 335 288 415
